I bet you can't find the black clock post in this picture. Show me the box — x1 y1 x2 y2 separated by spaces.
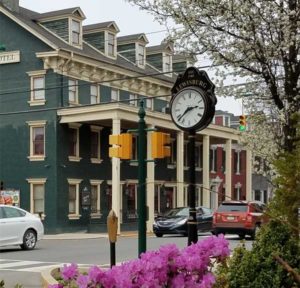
170 67 217 246
188 129 198 244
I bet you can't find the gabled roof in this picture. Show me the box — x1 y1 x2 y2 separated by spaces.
34 7 86 21
117 33 149 45
83 21 120 33
0 4 175 84
146 41 173 54
173 53 197 63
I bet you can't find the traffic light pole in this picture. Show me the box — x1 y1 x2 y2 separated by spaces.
137 100 147 256
188 129 198 245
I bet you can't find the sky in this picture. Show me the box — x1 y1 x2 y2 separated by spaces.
19 0 243 115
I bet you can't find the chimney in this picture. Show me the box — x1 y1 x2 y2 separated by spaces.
0 0 19 13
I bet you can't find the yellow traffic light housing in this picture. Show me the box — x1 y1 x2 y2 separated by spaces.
151 132 171 159
109 133 133 159
239 115 246 131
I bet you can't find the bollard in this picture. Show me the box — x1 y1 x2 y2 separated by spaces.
107 210 118 268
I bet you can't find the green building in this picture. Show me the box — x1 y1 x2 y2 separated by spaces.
0 0 251 234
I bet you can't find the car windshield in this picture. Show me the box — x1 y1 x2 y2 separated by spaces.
217 204 248 212
165 208 189 217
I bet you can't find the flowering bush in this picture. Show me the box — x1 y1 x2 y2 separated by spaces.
49 235 229 288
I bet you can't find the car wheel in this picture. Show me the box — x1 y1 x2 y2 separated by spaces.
155 233 163 238
238 233 245 240
20 229 37 250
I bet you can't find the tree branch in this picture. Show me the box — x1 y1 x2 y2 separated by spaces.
273 254 300 284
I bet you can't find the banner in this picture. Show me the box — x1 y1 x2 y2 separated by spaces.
0 189 20 206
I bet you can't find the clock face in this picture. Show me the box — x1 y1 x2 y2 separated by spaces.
170 87 208 130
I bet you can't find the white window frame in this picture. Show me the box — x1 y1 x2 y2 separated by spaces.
27 70 46 106
67 178 82 219
70 18 82 47
68 123 82 162
26 120 47 161
90 125 103 164
27 178 47 219
136 43 145 68
129 93 137 106
105 31 116 58
90 84 99 104
68 79 78 105
90 180 103 218
146 97 152 110
163 53 172 76
111 88 118 102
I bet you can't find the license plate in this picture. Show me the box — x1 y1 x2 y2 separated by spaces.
227 216 235 221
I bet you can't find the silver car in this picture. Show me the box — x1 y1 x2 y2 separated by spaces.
0 205 44 250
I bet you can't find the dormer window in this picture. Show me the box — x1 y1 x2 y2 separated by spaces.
71 19 81 45
107 32 115 57
37 8 85 49
137 44 145 67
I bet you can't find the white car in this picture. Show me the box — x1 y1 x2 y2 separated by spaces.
0 205 44 250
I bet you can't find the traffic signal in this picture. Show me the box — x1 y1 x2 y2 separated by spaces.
239 115 246 131
151 132 171 159
109 133 133 159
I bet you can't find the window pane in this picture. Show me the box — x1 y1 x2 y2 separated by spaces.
33 77 45 100
111 89 118 101
91 185 98 213
69 80 77 102
33 184 44 199
91 131 99 158
90 85 98 104
69 184 76 214
33 127 44 155
72 20 80 45
108 33 115 56
69 128 77 156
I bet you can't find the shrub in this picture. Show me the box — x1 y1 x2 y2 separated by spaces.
49 235 230 288
214 219 300 288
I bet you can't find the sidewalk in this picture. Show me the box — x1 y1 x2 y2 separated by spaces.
43 231 145 240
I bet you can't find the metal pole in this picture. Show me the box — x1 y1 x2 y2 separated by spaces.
137 99 147 256
188 129 198 245
110 242 116 268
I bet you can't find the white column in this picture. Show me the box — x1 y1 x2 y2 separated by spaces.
112 118 121 233
176 131 184 207
246 149 252 201
225 139 232 201
202 135 210 207
146 125 155 232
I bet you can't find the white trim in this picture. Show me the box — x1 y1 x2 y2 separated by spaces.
90 180 103 217
68 78 79 104
27 121 47 161
67 178 82 219
90 125 103 163
68 123 81 161
26 178 47 219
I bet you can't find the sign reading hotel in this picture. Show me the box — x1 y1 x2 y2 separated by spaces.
0 50 20 64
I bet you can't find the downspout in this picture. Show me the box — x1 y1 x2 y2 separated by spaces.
60 51 73 107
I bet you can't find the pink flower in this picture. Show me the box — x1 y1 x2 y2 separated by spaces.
60 263 78 281
76 274 89 288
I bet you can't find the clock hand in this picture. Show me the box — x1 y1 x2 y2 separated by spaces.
177 106 194 121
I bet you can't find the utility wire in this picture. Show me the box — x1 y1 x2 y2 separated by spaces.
0 63 228 97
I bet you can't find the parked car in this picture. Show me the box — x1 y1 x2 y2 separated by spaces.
153 206 213 237
0 205 44 250
212 200 267 239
